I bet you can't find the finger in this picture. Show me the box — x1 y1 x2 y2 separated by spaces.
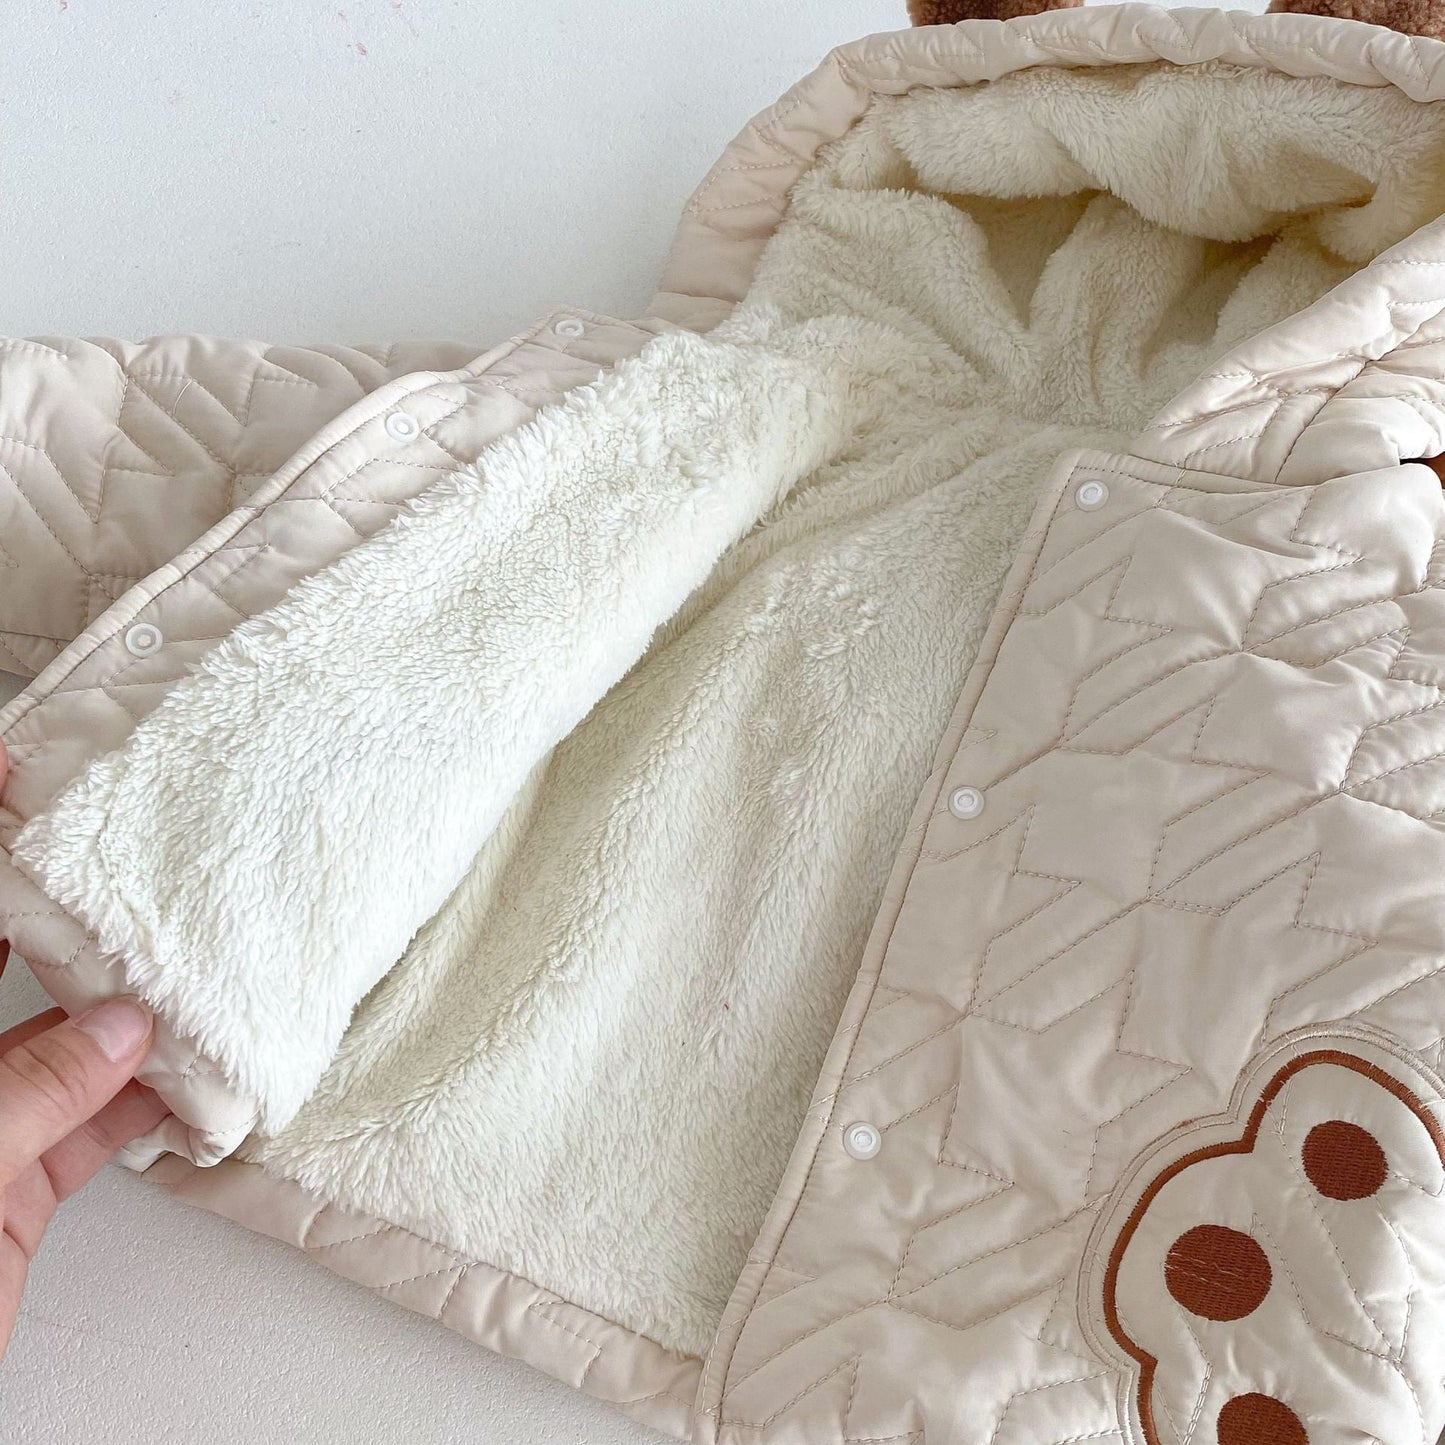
0 1012 167 1195
1 738 9 982
0 997 154 1188
0 1084 170 1263
0 1228 30 1360
0 1007 66 1057
37 1080 170 1202
3 1157 58 1260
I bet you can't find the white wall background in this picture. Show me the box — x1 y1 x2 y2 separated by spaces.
3 0 914 344
0 2 1266 1442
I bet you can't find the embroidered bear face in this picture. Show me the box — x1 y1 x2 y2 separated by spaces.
1091 1037 1445 1445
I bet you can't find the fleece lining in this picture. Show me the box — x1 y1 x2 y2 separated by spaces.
18 62 1445 1355
18 332 857 1128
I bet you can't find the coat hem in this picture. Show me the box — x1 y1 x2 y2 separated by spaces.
143 1151 703 1440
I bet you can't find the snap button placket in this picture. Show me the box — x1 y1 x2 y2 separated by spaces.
843 1121 882 1161
1074 478 1110 512
385 411 421 441
124 622 164 658
948 785 986 821
554 317 586 339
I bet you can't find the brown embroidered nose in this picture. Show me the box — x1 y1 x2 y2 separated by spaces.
1303 1120 1388 1200
1164 1224 1272 1321
1217 1393 1309 1445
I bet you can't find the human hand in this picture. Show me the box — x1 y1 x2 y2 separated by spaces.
0 743 169 1360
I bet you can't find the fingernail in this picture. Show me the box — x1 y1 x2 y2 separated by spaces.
74 996 153 1062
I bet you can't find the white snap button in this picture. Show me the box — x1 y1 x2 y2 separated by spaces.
948 785 985 821
554 317 586 339
843 1122 882 1161
124 622 163 658
1074 478 1110 512
384 411 421 441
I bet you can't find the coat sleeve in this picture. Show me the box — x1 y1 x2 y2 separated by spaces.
0 333 482 677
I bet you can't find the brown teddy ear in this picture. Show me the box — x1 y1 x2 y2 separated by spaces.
908 0 1082 22
1267 0 1445 38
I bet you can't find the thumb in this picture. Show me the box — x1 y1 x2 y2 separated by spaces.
0 997 154 1189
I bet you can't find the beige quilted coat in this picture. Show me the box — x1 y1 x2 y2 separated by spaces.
10 8 1445 1442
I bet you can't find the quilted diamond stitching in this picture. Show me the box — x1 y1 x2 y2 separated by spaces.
283 1187 699 1426
710 457 1445 1442
0 335 466 685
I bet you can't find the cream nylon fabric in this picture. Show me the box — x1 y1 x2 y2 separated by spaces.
142 1151 704 1440
702 443 1445 1444
0 336 480 677
7 9 1445 1442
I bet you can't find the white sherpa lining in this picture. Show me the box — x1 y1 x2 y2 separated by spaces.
18 61 1445 1355
18 330 856 1127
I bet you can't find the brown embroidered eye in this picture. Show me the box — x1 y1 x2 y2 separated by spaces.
1164 1224 1271 1321
1216 1392 1308 1445
1303 1120 1387 1201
